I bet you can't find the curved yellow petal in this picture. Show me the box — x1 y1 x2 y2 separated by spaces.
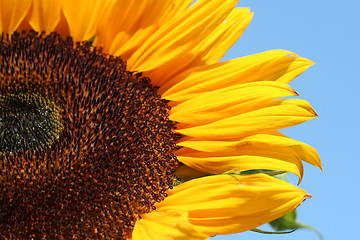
142 8 253 86
198 8 253 64
168 0 198 18
253 131 322 169
156 174 310 235
27 0 62 34
161 50 314 100
170 81 298 124
127 0 238 75
178 132 322 170
276 57 315 83
96 0 177 57
282 99 318 115
62 0 110 41
133 210 208 240
176 145 304 179
175 99 316 139
0 0 31 33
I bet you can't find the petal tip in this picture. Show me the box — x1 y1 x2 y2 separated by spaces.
304 193 312 200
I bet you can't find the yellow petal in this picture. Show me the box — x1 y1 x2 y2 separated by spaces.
27 0 62 34
175 99 316 139
127 0 238 74
176 144 304 179
197 8 253 64
107 26 158 60
161 50 314 100
96 0 178 57
178 132 321 171
62 0 110 41
142 8 253 86
0 0 31 33
133 209 208 240
170 81 298 124
156 174 310 235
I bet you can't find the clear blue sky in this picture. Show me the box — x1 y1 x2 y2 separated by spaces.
215 0 359 240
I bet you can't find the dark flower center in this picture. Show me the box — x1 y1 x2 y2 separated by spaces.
0 92 62 153
0 31 179 239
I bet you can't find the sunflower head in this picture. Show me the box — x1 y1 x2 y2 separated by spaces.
0 0 321 239
0 31 179 238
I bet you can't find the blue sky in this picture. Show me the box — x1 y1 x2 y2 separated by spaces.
215 0 359 240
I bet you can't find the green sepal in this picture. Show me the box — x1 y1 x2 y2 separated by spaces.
270 210 323 239
270 210 298 231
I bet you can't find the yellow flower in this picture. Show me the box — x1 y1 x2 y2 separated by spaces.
0 0 321 239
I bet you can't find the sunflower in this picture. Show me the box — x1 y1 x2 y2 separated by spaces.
0 0 321 239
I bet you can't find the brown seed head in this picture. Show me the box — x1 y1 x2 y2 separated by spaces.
0 31 179 239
